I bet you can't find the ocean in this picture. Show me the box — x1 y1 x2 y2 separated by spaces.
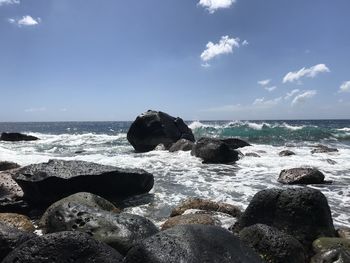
0 120 349 228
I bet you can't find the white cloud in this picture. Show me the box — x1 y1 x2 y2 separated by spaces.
291 90 317 106
24 107 46 112
8 15 41 26
339 81 350 93
253 97 282 107
0 0 19 6
284 89 300 100
265 86 277 92
200 36 240 65
242 40 249 46
198 0 236 14
283 64 330 83
258 79 271 86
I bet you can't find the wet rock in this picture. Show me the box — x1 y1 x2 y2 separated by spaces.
221 138 251 149
0 161 20 171
239 224 306 263
154 144 167 151
161 214 218 230
2 231 123 263
127 110 195 152
0 213 34 232
11 159 154 205
310 248 350 263
313 237 350 254
41 202 158 255
279 150 296 156
169 138 194 152
124 224 263 263
326 159 337 165
337 227 350 239
311 145 339 154
170 197 242 218
74 150 86 154
234 188 336 254
191 138 240 164
0 132 39 142
0 222 35 261
245 152 261 157
278 168 325 185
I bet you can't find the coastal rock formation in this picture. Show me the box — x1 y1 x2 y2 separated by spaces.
124 225 263 263
311 237 350 263
11 159 154 204
127 110 195 152
40 202 158 254
221 138 251 149
2 231 123 263
239 224 306 263
0 161 20 171
311 145 338 154
191 138 240 164
0 133 39 142
169 138 194 152
0 171 26 213
279 150 296 156
313 237 350 254
161 214 218 230
0 213 34 232
278 168 325 185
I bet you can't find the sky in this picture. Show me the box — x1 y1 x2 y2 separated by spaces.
0 0 349 121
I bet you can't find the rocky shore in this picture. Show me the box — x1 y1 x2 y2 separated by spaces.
0 111 349 262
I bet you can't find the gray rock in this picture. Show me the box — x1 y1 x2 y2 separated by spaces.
326 159 337 165
311 145 338 154
169 139 194 152
311 248 350 263
279 150 296 156
245 152 261 157
0 133 39 142
278 168 325 185
0 161 20 171
221 138 251 149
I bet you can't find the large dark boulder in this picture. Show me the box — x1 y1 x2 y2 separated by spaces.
221 138 251 149
0 161 20 171
40 202 158 255
124 225 263 263
169 139 194 152
2 231 123 263
127 110 195 152
11 159 154 205
234 188 336 254
278 168 325 185
239 224 306 263
0 133 39 142
191 138 240 164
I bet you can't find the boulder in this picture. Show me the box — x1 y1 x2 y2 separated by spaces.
279 150 296 156
221 138 251 149
278 168 325 185
0 133 39 142
191 138 240 164
40 202 158 255
124 225 263 263
239 224 306 263
161 214 218 230
11 159 154 205
310 248 350 263
234 188 336 254
0 213 34 232
127 110 195 152
245 152 261 157
169 138 194 152
337 228 350 239
311 145 338 154
2 231 123 263
0 161 20 171
0 222 35 261
313 237 350 254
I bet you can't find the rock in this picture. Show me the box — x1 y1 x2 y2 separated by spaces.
0 222 35 261
127 110 195 152
278 168 325 185
245 152 261 157
311 145 338 154
0 213 34 232
74 150 86 154
170 197 241 218
234 188 336 254
40 202 158 255
124 225 263 263
169 138 194 152
239 224 306 263
313 237 350 254
39 192 120 228
154 144 167 151
191 138 240 164
279 150 296 156
11 159 154 205
337 228 350 239
2 231 123 263
0 133 39 142
221 138 251 149
310 248 350 263
161 214 218 230
326 159 337 165
0 161 20 171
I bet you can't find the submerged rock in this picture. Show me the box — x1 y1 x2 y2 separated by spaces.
245 152 261 157
326 159 337 165
2 231 123 263
11 159 154 204
279 150 296 156
124 225 263 263
0 132 39 142
0 213 34 232
127 110 195 152
278 168 325 185
311 145 338 154
169 138 194 152
0 161 20 171
161 214 218 230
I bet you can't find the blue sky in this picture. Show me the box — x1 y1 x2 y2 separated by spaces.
0 0 349 121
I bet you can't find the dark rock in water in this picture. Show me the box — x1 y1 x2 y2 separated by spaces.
191 138 240 164
41 202 158 255
170 197 241 218
239 224 306 263
154 144 168 151
234 188 336 255
0 222 35 261
0 161 20 171
39 192 120 229
2 231 123 263
311 145 339 154
161 214 218 230
124 224 263 263
245 152 261 157
127 110 195 152
74 150 86 154
0 133 39 142
221 138 251 149
312 237 350 254
11 159 154 204
326 159 337 165
310 248 350 263
337 228 350 239
278 168 325 185
169 138 194 152
0 213 35 232
279 150 296 156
